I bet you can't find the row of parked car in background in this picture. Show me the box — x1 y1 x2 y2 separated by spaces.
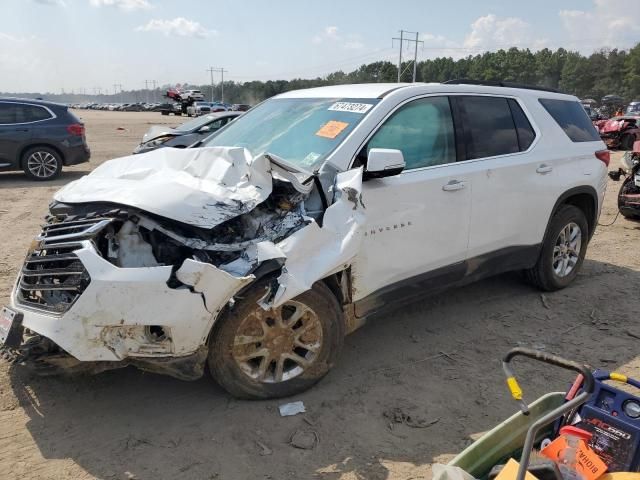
70 101 251 114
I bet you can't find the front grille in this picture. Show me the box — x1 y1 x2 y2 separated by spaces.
16 217 112 314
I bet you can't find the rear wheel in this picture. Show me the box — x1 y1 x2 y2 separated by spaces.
525 205 588 291
208 281 344 399
22 147 62 181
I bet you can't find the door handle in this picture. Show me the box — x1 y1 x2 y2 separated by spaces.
442 180 466 191
536 164 553 174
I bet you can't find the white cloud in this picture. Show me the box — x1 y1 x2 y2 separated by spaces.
135 17 215 38
559 0 640 52
33 0 67 6
312 26 364 50
0 33 36 43
90 0 152 11
463 14 546 50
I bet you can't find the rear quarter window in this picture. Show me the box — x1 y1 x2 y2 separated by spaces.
24 105 52 122
538 98 600 142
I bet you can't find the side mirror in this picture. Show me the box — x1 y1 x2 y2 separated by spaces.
365 148 405 179
198 125 211 133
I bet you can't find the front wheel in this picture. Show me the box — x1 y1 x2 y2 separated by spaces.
525 205 589 291
208 281 344 399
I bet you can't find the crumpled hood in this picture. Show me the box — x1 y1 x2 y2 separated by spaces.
54 147 280 229
142 125 178 143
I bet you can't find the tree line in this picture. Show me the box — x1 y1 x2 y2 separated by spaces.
206 43 640 105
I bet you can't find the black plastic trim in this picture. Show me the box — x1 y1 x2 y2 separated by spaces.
443 79 560 94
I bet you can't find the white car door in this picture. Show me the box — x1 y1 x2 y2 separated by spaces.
350 96 472 309
454 95 555 261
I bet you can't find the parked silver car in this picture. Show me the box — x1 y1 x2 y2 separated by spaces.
133 112 242 154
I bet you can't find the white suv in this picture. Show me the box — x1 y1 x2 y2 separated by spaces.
2 83 608 398
183 89 204 102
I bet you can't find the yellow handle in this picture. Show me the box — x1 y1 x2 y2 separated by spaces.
507 376 523 400
610 372 628 383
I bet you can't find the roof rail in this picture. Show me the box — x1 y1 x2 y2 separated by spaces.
442 79 560 94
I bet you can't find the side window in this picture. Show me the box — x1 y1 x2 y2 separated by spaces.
209 119 224 130
458 96 519 159
508 99 536 150
0 103 17 124
538 98 600 142
24 105 52 122
366 96 456 170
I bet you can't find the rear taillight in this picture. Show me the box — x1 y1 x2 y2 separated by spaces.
66 123 85 136
595 149 610 167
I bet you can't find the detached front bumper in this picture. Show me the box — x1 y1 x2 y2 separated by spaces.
7 211 254 379
10 242 214 362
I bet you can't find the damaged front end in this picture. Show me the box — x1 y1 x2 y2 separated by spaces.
6 146 365 381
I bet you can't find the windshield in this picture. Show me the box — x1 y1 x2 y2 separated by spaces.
174 114 219 132
202 97 379 169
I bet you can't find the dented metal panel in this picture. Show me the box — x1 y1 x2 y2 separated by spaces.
54 147 275 229
268 167 365 307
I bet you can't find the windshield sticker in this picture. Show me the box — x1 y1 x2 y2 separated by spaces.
302 152 321 166
316 120 349 139
328 102 373 114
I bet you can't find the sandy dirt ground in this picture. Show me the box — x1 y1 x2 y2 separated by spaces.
0 110 638 480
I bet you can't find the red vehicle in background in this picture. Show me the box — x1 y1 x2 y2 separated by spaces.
594 116 640 150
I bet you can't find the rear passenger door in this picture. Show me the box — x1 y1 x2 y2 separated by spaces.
453 95 555 262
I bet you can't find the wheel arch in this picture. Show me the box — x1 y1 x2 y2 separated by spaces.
205 263 354 345
19 143 65 168
545 186 598 243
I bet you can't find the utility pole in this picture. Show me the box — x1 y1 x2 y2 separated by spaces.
392 30 424 83
113 83 123 103
207 67 227 103
395 30 403 83
151 80 158 102
144 80 150 103
207 67 215 102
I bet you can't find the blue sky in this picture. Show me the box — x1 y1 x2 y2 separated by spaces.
2 0 639 93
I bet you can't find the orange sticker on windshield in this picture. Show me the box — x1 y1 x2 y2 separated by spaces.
316 120 349 139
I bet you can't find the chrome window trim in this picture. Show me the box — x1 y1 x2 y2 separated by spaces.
348 92 541 172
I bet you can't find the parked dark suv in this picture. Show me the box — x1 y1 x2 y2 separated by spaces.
0 98 90 180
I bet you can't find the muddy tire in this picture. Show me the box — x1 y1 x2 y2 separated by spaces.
525 205 589 291
22 146 62 181
208 281 344 399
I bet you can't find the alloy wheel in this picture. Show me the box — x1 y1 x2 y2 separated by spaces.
232 301 323 383
552 222 582 277
27 151 59 179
